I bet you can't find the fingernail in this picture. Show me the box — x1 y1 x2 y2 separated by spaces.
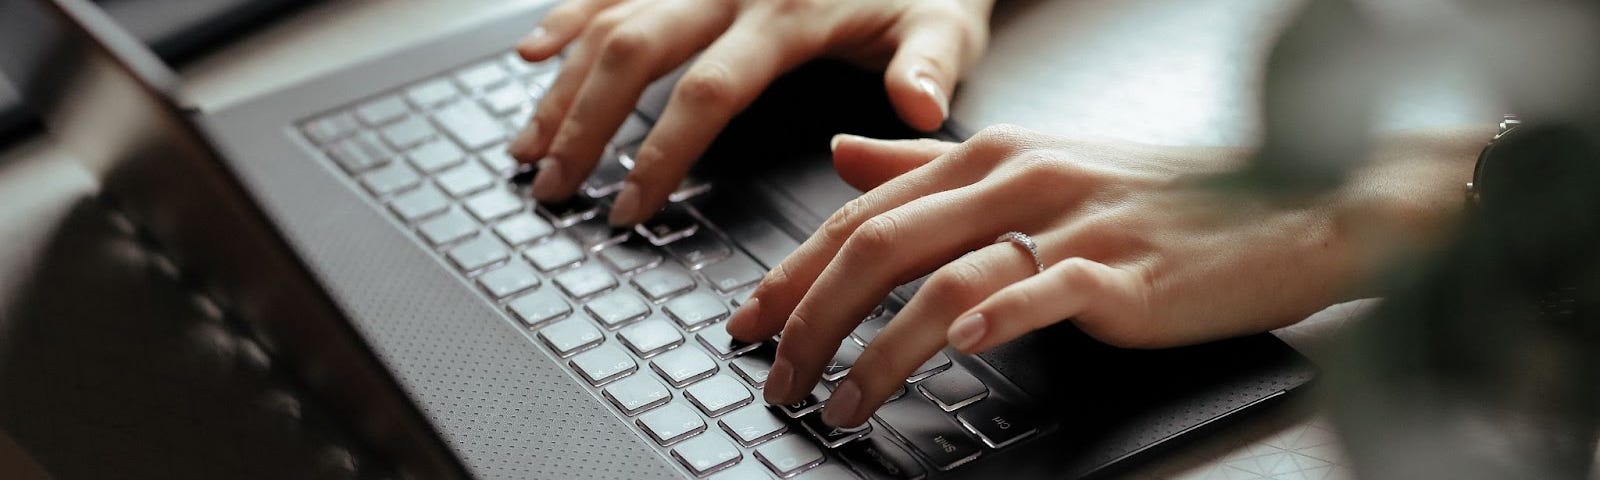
509 122 540 158
914 71 948 121
531 157 563 200
608 181 643 225
517 27 548 51
948 313 987 352
727 297 760 337
823 380 862 428
764 356 794 404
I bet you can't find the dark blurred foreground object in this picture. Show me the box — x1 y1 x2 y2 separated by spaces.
1241 0 1600 477
1331 117 1600 479
0 0 308 144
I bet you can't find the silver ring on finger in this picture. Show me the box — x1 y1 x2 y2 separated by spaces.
995 231 1045 274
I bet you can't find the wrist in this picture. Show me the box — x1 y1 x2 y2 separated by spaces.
1330 126 1492 297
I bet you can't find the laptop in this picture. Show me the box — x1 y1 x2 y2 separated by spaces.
0 0 1317 478
0 0 305 142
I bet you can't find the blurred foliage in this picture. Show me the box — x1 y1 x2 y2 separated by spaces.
1241 0 1600 478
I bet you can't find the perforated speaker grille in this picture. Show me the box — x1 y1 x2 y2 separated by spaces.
205 112 679 479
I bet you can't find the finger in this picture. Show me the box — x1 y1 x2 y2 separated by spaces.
763 184 1032 405
831 134 956 192
530 0 736 202
508 2 645 164
820 242 1034 428
947 257 1148 355
508 9 611 162
607 15 816 225
884 13 983 131
726 128 1028 343
517 0 626 60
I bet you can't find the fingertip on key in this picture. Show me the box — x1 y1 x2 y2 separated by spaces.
725 298 760 340
508 122 540 160
531 157 564 200
607 181 643 226
763 355 794 405
948 313 987 353
822 380 863 428
515 27 548 60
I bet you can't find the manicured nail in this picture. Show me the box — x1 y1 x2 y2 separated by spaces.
914 71 948 122
517 27 548 51
948 313 987 352
764 356 794 404
531 157 563 200
726 297 760 337
509 122 539 158
608 181 642 226
822 380 862 428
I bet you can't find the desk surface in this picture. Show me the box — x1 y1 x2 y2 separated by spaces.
8 0 1495 477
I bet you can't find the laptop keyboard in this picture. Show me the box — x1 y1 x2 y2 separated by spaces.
296 52 1045 479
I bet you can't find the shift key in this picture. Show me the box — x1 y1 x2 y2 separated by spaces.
839 432 926 480
874 397 982 471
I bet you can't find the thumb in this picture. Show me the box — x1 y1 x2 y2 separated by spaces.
884 16 981 132
831 134 957 192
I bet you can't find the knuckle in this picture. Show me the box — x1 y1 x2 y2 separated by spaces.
924 260 987 307
589 7 629 33
674 64 739 109
1053 258 1101 292
847 213 904 254
820 197 871 245
971 124 1033 150
760 262 795 292
1000 151 1078 188
783 307 818 340
600 26 653 63
954 124 1035 170
1060 261 1159 349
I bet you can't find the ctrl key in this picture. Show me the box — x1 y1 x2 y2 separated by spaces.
954 398 1038 449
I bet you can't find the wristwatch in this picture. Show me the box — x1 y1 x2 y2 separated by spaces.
1465 114 1588 322
1465 114 1522 207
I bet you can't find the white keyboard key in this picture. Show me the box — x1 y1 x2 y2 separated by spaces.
539 317 604 357
569 344 637 386
603 373 671 416
637 402 706 446
684 374 753 417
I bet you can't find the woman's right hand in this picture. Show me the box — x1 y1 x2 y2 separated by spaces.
727 125 1484 428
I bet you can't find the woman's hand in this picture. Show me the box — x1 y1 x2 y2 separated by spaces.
508 0 994 225
726 125 1484 429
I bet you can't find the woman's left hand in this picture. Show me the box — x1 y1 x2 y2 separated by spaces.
725 125 1481 428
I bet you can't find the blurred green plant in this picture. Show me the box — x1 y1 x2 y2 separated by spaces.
1242 0 1600 478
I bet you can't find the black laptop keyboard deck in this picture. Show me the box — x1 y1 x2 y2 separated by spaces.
295 52 1047 479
